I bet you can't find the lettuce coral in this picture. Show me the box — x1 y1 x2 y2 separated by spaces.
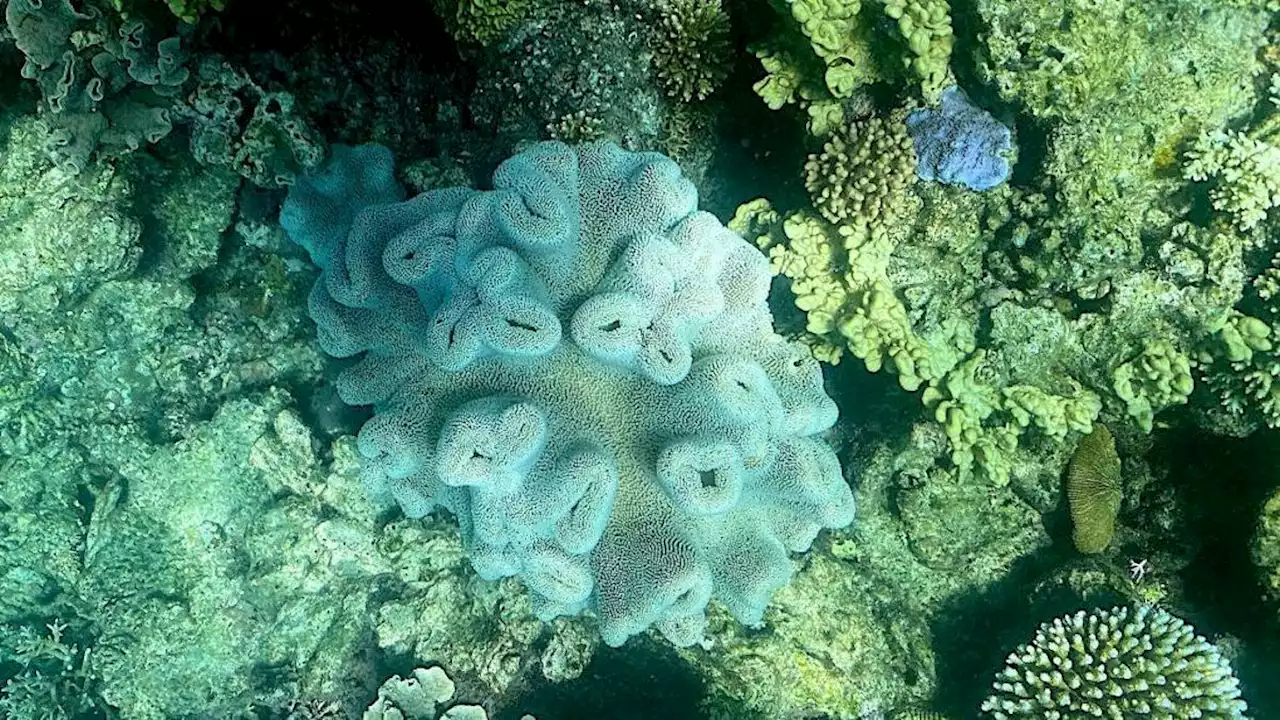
280 141 855 648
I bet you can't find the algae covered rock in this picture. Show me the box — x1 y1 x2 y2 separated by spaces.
0 113 139 321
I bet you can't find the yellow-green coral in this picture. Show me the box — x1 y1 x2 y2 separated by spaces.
803 111 918 225
743 195 940 390
913 349 1102 485
749 0 888 134
1219 311 1273 364
738 112 930 384
922 353 1020 484
652 0 732 102
1112 339 1195 433
1003 384 1100 442
883 0 954 100
432 0 537 46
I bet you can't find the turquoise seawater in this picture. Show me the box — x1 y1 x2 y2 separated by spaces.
1 0 1279 718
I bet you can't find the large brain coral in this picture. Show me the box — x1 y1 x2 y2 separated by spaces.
280 141 855 647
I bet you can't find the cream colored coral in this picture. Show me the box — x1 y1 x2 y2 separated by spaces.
1184 129 1280 231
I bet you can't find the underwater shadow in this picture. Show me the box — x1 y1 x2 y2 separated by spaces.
501 637 711 720
1155 427 1280 718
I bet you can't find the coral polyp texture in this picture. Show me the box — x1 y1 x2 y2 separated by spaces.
280 141 855 648
981 605 1248 719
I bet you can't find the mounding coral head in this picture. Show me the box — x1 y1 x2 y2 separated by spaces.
281 140 855 648
981 605 1248 719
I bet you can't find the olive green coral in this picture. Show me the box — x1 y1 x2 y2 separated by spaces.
652 0 731 102
1066 424 1122 554
981 605 1247 719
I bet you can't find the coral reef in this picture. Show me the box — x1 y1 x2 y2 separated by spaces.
981 605 1247 719
906 85 1012 191
4 0 1280 717
5 0 189 172
737 0 1270 484
1065 424 1122 554
281 141 854 648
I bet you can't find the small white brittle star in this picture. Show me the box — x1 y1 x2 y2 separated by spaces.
1129 558 1150 582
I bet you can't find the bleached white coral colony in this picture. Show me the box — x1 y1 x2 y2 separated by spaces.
280 141 855 647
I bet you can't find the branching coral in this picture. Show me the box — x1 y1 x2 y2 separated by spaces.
981 606 1247 719
804 110 919 225
1184 129 1280 232
652 0 731 102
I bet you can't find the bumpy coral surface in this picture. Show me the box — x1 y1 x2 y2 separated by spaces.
280 141 854 648
982 605 1247 719
906 85 1012 191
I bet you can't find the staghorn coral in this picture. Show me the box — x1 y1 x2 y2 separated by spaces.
1065 424 1122 554
281 141 855 648
981 605 1247 719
